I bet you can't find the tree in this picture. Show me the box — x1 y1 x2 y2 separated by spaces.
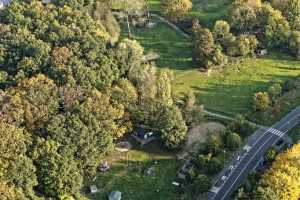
271 0 300 28
268 83 282 102
253 92 271 112
213 20 231 44
159 105 187 149
204 134 223 155
256 143 300 200
156 71 173 106
193 26 217 68
206 157 223 175
37 152 83 198
194 174 211 193
160 0 193 22
264 147 277 162
230 4 258 32
229 114 255 137
253 186 279 200
0 123 30 177
289 31 300 60
225 132 242 150
7 155 37 196
259 3 291 48
0 182 27 200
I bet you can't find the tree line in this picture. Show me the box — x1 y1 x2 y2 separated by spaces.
0 0 189 199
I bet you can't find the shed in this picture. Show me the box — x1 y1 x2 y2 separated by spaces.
0 0 11 9
108 191 122 200
90 185 98 194
132 127 156 146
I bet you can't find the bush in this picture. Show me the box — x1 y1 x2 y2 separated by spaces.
225 132 242 151
206 157 223 175
160 0 193 22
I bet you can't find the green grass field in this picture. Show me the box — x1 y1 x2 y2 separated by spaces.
126 21 300 116
87 140 180 200
188 0 233 27
149 0 233 27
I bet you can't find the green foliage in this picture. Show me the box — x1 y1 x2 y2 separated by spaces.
160 0 192 22
156 70 173 106
259 3 291 48
264 147 277 162
206 157 223 175
253 92 271 112
159 105 187 149
229 115 254 137
230 1 261 32
224 131 242 150
0 0 131 89
36 152 82 198
289 31 300 59
193 174 211 193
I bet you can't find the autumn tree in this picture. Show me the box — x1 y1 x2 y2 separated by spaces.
253 92 271 112
160 0 193 22
255 143 300 200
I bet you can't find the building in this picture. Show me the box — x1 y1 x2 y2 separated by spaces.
132 127 156 146
108 191 122 200
0 0 11 9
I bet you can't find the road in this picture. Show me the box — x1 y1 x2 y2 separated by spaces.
209 105 300 200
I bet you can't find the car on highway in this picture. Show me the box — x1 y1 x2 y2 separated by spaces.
276 139 284 146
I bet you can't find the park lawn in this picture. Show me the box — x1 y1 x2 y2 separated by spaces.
125 21 300 116
87 139 180 200
188 0 233 27
149 0 233 27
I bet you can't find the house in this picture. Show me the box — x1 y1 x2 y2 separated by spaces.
108 191 122 200
258 49 268 56
90 185 98 194
132 127 156 146
0 0 11 9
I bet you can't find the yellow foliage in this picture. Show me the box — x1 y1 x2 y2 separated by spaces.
262 143 300 200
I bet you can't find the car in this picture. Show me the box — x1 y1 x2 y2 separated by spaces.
224 169 231 176
221 176 227 181
215 179 224 187
228 165 234 171
236 155 241 161
276 139 284 146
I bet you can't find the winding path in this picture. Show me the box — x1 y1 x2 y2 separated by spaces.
150 13 191 39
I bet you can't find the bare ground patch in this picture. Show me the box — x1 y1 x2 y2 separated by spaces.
185 122 225 152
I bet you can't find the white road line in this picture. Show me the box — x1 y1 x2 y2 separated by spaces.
211 112 300 200
219 129 289 200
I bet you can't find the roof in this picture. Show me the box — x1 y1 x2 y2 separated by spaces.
135 127 152 136
108 191 122 200
0 0 11 6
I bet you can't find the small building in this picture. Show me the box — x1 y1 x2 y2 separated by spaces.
90 185 98 194
132 127 156 146
108 190 122 200
258 49 268 56
0 0 11 9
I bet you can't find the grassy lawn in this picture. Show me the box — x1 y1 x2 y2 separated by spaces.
87 139 181 200
149 0 233 27
188 0 233 27
123 20 194 76
126 22 300 117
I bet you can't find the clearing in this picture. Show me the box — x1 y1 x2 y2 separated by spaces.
185 122 226 152
87 138 180 200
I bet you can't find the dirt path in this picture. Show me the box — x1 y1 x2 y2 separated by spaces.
150 13 191 39
203 109 264 128
178 122 226 159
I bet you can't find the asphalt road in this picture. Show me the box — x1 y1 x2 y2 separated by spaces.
209 105 300 200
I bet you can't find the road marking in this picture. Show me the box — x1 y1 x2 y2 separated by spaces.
211 111 300 200
219 129 289 200
269 128 284 137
